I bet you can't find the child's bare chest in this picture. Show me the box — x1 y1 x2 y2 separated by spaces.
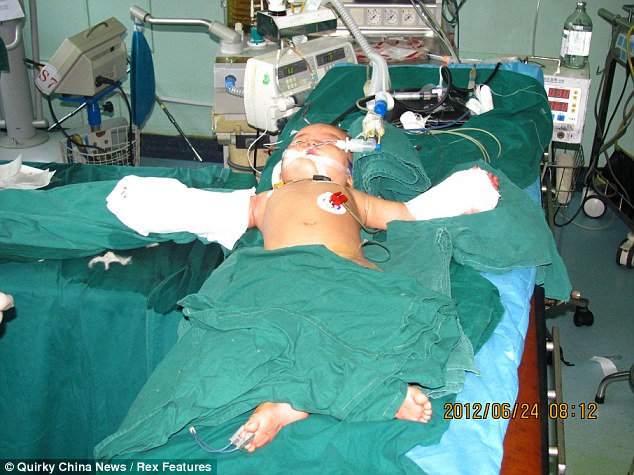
259 182 363 254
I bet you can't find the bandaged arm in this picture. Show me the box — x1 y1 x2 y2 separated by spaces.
106 175 255 249
405 166 500 220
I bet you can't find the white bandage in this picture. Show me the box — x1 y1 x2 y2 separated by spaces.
466 85 495 116
405 167 500 220
106 175 255 249
271 161 283 185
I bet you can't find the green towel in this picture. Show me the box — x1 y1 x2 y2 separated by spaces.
0 239 223 459
387 160 571 301
349 119 432 201
95 235 505 474
95 231 481 460
278 65 552 190
0 163 255 260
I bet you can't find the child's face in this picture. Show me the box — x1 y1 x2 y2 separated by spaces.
281 124 353 186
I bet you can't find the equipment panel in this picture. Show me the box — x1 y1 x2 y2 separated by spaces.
541 58 590 144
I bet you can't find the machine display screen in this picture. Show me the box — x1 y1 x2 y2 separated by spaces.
316 47 346 66
549 101 569 112
278 60 308 79
548 87 571 99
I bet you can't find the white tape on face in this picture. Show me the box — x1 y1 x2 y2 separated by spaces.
282 149 351 178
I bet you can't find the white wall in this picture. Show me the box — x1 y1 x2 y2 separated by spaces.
21 0 225 137
10 0 634 163
459 0 633 162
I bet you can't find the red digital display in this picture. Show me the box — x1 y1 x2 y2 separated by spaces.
549 101 569 112
548 87 570 99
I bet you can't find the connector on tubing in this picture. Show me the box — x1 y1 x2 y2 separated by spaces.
335 138 380 153
372 91 394 118
373 100 387 118
224 75 244 98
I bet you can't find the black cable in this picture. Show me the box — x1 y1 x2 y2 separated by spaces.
226 155 265 173
442 0 456 26
454 0 461 52
594 69 629 157
22 58 45 69
391 96 444 115
46 95 106 157
441 65 466 93
226 132 268 173
96 76 135 166
329 95 373 127
113 82 135 167
482 62 502 85
585 46 629 184
589 87 634 202
441 62 502 94
441 0 465 52
599 89 634 160
388 66 453 121
330 63 501 128
250 131 270 175
553 187 587 227
439 65 452 99
24 58 106 157
594 93 634 208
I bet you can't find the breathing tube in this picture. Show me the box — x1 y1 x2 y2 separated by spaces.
330 83 450 127
331 64 503 128
326 0 389 95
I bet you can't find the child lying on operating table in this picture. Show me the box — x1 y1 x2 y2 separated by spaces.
105 123 500 453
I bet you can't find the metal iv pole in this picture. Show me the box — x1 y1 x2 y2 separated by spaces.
0 9 48 149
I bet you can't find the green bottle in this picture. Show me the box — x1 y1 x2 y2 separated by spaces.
560 1 593 69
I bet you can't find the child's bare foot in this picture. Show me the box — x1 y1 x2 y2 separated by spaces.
395 385 433 423
239 402 309 452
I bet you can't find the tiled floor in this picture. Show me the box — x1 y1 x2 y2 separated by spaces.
0 130 65 164
548 195 634 475
2 133 633 474
0 131 219 169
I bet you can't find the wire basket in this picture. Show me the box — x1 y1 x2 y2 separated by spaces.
541 146 584 206
60 125 140 166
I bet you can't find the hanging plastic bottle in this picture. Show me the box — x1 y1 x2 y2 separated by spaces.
560 1 593 69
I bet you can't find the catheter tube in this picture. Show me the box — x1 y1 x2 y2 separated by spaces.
325 0 390 95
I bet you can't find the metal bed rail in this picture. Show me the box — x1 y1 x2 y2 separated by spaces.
547 326 567 474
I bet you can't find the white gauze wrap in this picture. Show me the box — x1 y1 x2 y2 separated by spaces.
405 167 500 220
106 175 255 249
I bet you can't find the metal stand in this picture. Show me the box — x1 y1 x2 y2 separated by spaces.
61 83 120 130
595 364 634 403
587 7 634 234
541 144 594 327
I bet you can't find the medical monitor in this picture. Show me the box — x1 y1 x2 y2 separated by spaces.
37 17 127 97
